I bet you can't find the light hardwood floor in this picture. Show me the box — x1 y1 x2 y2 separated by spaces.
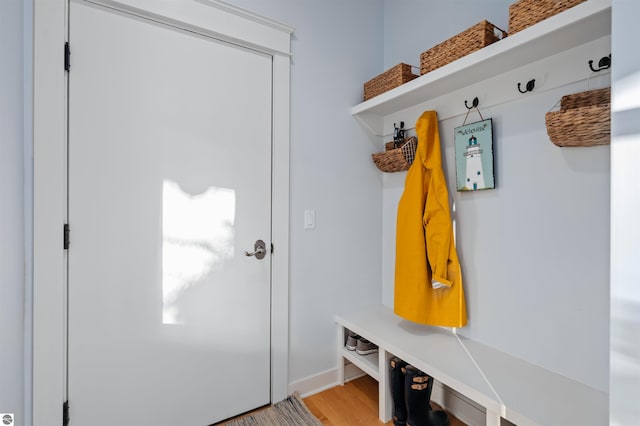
303 375 466 426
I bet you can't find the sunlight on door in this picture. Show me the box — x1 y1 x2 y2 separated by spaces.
162 180 236 325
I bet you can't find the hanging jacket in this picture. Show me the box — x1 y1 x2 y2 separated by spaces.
394 111 467 327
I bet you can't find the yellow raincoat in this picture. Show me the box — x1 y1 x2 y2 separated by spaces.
394 111 467 327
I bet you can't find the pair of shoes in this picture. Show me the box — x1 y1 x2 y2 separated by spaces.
389 357 450 426
345 330 359 350
345 330 378 355
355 338 378 355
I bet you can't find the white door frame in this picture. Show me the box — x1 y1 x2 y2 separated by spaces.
32 1 292 423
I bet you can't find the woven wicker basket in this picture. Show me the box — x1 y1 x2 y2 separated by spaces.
364 63 419 101
508 0 586 35
545 87 610 147
372 136 418 172
420 20 507 75
560 87 610 110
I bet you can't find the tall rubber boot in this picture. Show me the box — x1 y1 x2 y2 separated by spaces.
404 365 449 426
427 410 450 426
404 365 431 426
389 357 408 425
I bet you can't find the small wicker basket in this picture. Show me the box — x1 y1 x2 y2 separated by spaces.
545 87 610 147
420 20 507 75
508 0 586 35
364 63 419 101
372 136 418 172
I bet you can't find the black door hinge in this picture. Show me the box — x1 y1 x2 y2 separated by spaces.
271 243 274 254
64 42 70 71
64 224 70 250
63 401 70 426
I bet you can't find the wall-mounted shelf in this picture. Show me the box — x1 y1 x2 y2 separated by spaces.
352 0 611 136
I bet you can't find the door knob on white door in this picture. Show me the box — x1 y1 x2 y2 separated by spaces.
244 239 266 259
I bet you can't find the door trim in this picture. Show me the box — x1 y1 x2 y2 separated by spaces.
32 1 292 423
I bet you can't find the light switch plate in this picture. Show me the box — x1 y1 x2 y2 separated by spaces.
304 210 315 229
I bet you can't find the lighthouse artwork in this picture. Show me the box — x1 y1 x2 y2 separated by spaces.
454 118 495 191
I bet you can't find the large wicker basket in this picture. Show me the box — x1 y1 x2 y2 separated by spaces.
560 87 611 110
364 63 419 101
420 20 507 75
508 0 586 35
545 87 610 147
372 137 418 172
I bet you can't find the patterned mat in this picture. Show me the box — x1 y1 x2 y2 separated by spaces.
222 394 322 426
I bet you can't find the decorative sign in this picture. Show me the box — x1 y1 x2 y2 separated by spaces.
454 118 495 191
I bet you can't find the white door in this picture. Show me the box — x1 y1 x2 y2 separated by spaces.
67 1 273 424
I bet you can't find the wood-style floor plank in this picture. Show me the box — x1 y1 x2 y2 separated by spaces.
304 376 385 425
304 375 466 426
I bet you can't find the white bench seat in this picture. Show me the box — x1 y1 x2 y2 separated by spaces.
462 338 608 426
335 305 607 426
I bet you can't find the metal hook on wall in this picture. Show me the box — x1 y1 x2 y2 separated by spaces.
517 79 536 94
462 97 483 125
464 97 479 110
589 54 611 72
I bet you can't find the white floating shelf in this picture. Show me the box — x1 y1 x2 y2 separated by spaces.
352 0 611 135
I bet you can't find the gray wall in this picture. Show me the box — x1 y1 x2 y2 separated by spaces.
0 0 25 423
7 1 640 423
610 0 640 423
222 0 385 385
380 1 610 392
383 0 512 69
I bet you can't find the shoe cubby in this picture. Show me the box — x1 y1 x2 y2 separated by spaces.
341 328 380 380
336 306 607 426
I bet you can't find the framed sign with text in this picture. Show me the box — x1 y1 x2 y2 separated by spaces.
454 118 495 191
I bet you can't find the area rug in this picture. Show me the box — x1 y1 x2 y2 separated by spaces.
223 394 322 426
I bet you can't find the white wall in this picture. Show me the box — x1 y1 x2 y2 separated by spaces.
0 0 25 423
23 0 34 422
381 1 610 393
223 0 617 396
610 0 640 424
383 0 512 69
14 2 639 421
220 0 385 386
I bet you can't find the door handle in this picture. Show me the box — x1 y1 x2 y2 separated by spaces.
244 239 266 260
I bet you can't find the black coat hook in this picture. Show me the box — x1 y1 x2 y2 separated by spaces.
464 97 479 109
517 79 536 94
589 54 611 72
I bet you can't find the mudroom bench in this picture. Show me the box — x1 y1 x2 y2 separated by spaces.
335 305 607 426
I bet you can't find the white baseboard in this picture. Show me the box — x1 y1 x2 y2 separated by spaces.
343 361 367 382
287 362 365 398
431 381 486 426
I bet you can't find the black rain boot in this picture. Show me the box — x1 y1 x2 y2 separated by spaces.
427 410 450 426
404 365 431 426
404 365 450 426
389 357 408 425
